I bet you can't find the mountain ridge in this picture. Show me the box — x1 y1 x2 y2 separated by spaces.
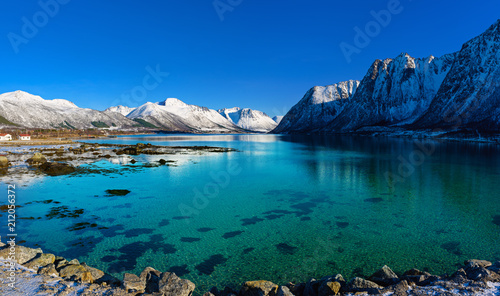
273 19 500 135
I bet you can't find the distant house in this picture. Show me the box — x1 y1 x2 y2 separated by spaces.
18 134 31 141
0 133 12 141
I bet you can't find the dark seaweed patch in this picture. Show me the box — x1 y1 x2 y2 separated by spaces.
364 198 383 203
276 243 298 255
441 241 463 256
67 222 98 232
98 225 125 237
60 236 104 258
180 237 201 243
493 215 500 226
159 219 170 227
243 247 255 254
336 222 349 229
102 255 117 262
45 206 84 219
264 214 283 220
195 254 228 275
123 228 155 238
197 227 215 233
263 209 294 215
107 235 176 273
168 265 190 277
300 216 311 221
222 231 244 239
105 189 131 196
113 203 132 209
25 200 59 205
241 217 264 226
290 202 316 216
173 216 191 220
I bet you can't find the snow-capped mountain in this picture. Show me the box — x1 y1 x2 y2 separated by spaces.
274 19 500 134
273 80 359 133
127 98 244 133
272 116 284 124
104 105 136 117
325 53 456 132
412 19 500 131
218 107 277 132
0 91 136 129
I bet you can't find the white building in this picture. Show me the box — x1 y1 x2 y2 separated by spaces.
18 134 31 141
0 133 12 141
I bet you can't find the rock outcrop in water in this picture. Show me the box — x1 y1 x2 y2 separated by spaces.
1 244 500 295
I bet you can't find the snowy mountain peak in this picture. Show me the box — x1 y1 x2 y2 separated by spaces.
0 91 135 129
160 98 188 107
105 105 137 116
0 90 78 109
218 107 277 132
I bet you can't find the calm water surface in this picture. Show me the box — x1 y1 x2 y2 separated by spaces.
2 134 500 293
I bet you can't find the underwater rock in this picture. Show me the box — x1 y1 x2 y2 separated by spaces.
39 162 76 176
105 189 131 196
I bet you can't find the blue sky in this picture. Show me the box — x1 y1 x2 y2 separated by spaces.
0 0 499 117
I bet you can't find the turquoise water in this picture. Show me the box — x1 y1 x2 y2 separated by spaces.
2 134 500 293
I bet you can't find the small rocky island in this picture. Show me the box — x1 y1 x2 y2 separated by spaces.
0 244 499 295
0 142 237 179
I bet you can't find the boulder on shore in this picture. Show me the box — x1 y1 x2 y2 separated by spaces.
346 277 382 293
0 156 9 168
0 245 42 264
158 272 196 296
26 152 47 166
240 280 279 296
368 265 399 286
123 273 145 293
24 253 56 271
59 264 93 283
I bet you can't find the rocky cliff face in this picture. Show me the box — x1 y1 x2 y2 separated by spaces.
273 80 359 133
412 20 500 131
274 20 500 134
326 53 456 132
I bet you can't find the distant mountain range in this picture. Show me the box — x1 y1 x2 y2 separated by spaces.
1 20 498 136
0 91 279 133
274 20 500 134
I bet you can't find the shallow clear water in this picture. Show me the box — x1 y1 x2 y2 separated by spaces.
2 134 500 293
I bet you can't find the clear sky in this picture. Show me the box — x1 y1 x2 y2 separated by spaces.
0 0 499 117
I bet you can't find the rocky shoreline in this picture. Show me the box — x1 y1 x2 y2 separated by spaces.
0 142 237 178
0 244 499 295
